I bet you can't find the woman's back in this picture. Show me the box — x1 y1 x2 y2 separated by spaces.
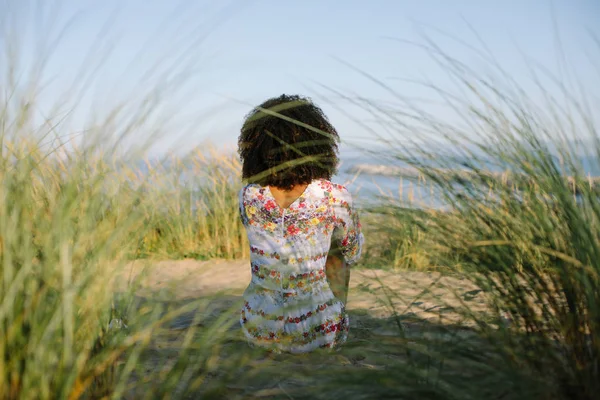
236 93 364 353
239 179 363 353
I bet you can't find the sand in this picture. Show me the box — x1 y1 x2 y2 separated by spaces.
113 260 493 398
120 259 487 325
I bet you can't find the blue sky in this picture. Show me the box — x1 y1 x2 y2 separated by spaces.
3 0 599 155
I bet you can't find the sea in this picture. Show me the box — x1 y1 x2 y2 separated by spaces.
133 147 600 211
334 149 600 209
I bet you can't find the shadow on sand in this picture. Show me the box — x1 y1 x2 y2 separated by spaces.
114 290 512 400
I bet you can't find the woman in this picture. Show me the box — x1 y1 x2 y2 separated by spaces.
237 94 364 353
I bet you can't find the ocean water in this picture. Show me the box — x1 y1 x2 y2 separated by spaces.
334 151 600 209
334 154 445 208
131 148 600 211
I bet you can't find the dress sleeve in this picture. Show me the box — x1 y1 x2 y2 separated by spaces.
332 186 364 265
239 186 249 226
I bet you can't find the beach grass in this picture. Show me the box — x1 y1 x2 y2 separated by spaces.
349 38 600 399
3 97 597 399
130 149 248 260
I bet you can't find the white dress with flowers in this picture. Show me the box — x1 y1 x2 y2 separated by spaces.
239 179 364 353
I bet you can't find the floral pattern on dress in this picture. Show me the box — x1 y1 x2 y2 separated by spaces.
251 262 328 294
239 179 364 353
243 308 349 348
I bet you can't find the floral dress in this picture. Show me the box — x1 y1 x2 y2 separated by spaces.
239 179 364 353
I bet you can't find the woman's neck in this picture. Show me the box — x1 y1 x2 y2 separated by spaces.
268 183 309 209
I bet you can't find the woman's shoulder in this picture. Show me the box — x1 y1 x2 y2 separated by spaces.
239 180 352 203
311 179 351 197
239 183 267 201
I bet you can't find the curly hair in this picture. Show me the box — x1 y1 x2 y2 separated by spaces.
238 94 340 191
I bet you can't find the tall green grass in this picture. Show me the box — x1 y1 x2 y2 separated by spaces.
0 131 252 399
0 6 252 396
0 136 139 397
132 148 248 260
345 38 600 399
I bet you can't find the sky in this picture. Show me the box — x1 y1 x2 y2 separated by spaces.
2 0 600 156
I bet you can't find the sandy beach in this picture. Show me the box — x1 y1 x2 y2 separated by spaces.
122 259 487 325
112 260 492 398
